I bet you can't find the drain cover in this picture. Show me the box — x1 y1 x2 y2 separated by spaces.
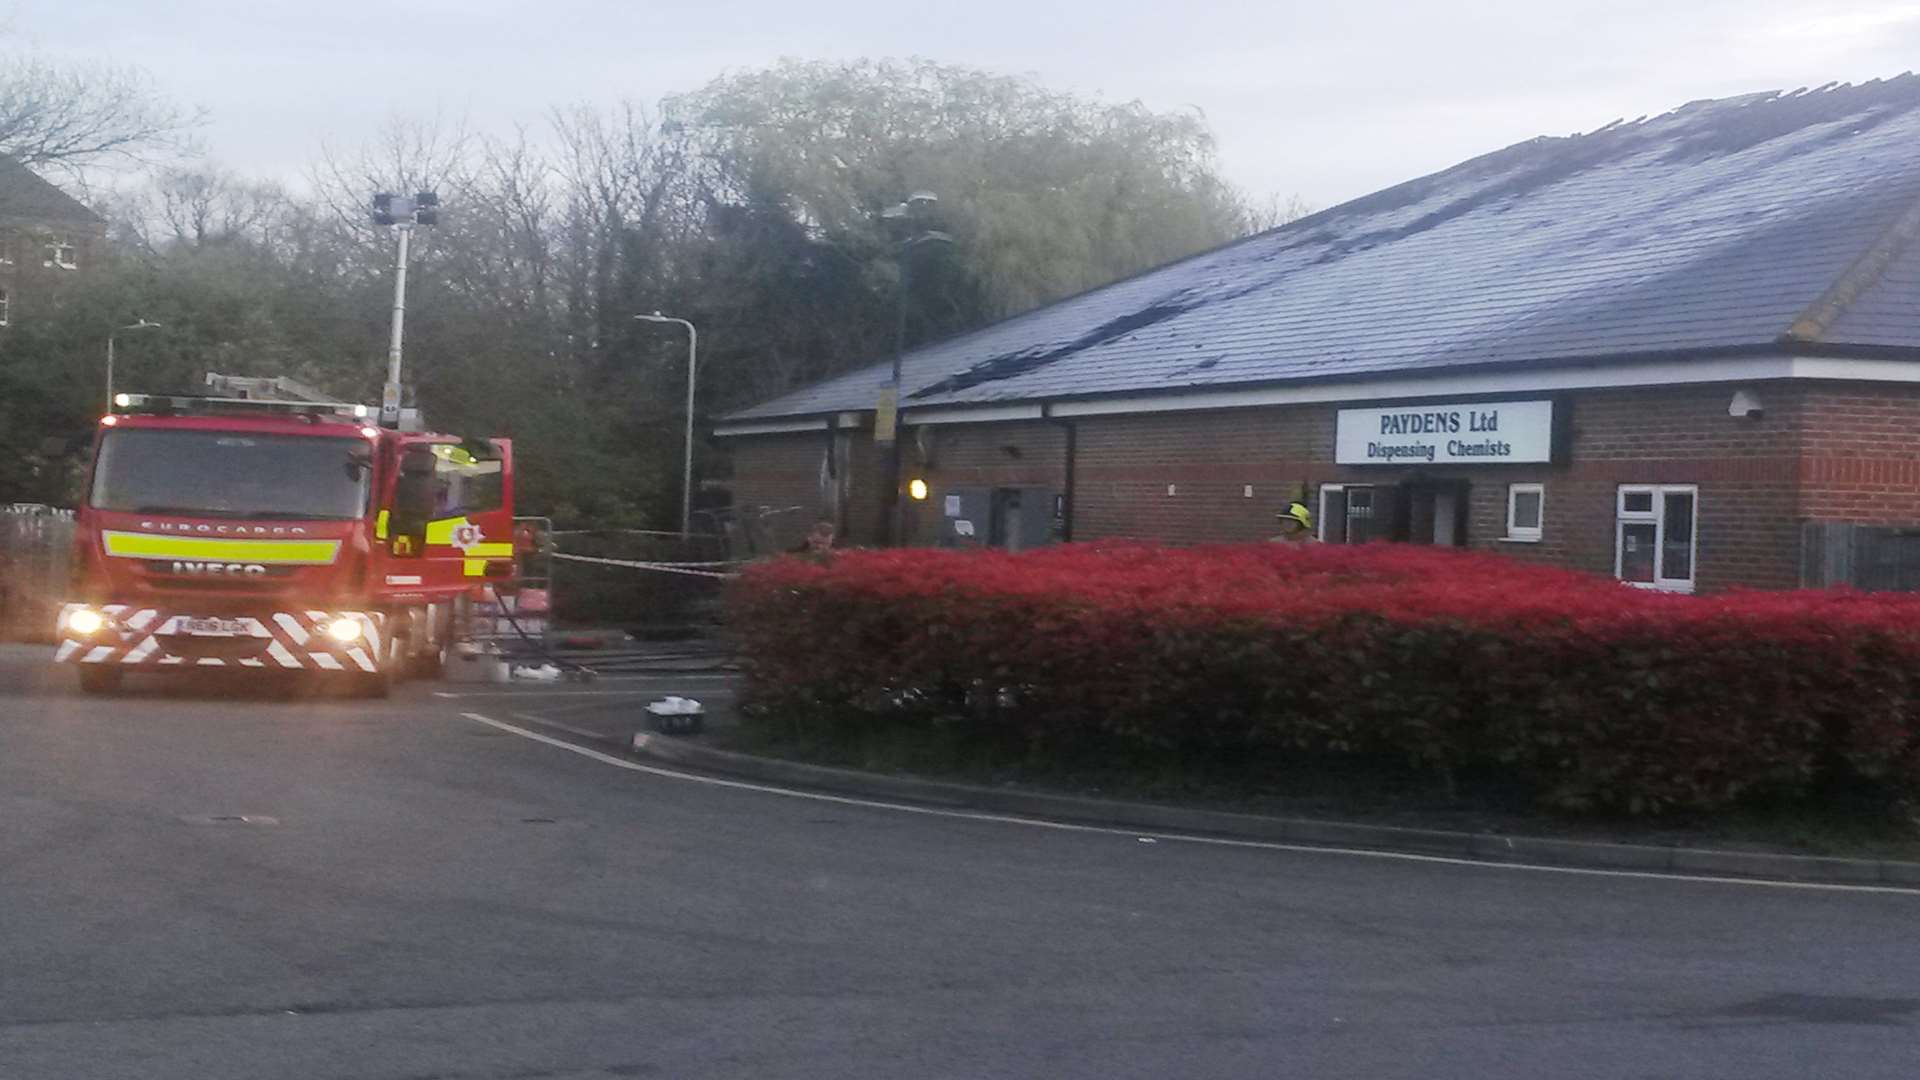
179 814 280 826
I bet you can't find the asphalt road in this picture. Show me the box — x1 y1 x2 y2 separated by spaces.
3 647 1918 1080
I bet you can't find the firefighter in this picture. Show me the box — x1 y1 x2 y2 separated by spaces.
1271 501 1319 543
789 520 837 563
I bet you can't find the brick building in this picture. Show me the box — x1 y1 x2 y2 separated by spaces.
0 157 109 326
719 79 1920 593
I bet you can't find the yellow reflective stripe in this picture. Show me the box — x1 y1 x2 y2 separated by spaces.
424 517 469 545
102 531 341 565
375 510 389 539
467 542 514 557
463 558 486 577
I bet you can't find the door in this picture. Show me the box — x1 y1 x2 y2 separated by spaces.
1402 481 1468 547
1320 485 1383 544
383 437 517 595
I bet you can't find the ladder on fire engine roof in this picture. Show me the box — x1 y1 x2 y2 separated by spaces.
203 372 339 404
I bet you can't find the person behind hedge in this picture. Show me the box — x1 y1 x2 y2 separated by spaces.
1271 501 1319 543
790 520 837 562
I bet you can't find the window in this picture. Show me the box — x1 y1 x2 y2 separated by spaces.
1616 485 1697 592
44 235 77 270
90 429 371 521
427 442 505 515
1505 483 1543 542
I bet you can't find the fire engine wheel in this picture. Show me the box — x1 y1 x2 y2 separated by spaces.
77 665 125 696
350 666 393 699
349 635 402 699
410 638 447 680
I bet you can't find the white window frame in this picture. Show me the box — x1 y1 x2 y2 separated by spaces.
43 234 77 270
0 288 9 327
1317 484 1344 543
1504 483 1544 543
1615 484 1698 593
1317 484 1377 544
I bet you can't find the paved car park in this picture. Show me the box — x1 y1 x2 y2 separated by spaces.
3 646 1918 1079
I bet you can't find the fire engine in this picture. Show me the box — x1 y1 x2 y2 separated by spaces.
54 387 516 696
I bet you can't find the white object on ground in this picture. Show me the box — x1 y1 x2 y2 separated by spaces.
645 696 705 716
513 664 563 681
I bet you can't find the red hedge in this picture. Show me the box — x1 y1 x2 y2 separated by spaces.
727 544 1920 814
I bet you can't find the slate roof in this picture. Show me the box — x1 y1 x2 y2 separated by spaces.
730 76 1920 422
0 157 107 228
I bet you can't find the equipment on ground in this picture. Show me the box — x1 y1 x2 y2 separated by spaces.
55 391 517 697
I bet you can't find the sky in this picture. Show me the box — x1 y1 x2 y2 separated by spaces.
18 0 1920 210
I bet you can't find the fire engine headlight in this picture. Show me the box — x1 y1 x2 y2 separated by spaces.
65 608 104 636
325 617 364 643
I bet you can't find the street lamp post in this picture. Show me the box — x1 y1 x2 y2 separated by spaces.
634 312 699 540
105 319 163 411
876 191 952 545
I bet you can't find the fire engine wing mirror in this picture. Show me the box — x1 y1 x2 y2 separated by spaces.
391 447 438 541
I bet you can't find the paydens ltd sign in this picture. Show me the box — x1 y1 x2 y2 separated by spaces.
1335 400 1556 465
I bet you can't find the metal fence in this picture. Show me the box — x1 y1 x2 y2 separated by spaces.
1802 522 1920 591
0 505 74 641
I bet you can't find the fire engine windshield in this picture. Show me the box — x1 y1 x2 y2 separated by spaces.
90 429 372 521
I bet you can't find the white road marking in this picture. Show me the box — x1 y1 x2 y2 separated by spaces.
457 712 1920 898
434 682 733 699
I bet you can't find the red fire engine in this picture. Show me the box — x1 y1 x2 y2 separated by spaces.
55 392 516 696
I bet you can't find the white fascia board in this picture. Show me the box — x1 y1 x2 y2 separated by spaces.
1044 356 1819 417
901 403 1046 426
712 418 831 438
1786 356 1920 383
835 412 866 429
719 355 1920 434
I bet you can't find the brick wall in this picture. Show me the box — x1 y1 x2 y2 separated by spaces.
723 378 1920 590
1796 382 1920 523
1073 409 1326 541
727 431 830 551
901 420 1067 544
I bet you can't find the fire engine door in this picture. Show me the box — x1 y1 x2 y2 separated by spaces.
386 438 516 583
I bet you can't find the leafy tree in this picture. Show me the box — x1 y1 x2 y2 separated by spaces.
2 59 1290 533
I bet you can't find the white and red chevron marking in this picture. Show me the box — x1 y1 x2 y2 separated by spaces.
55 604 388 673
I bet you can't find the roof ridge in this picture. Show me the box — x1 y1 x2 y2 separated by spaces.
1782 185 1920 343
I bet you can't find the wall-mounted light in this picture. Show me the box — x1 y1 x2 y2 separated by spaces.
907 478 930 501
1729 388 1764 419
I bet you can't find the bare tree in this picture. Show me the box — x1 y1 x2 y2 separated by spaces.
149 166 290 248
551 102 697 356
308 112 475 270
1239 191 1314 235
0 53 201 174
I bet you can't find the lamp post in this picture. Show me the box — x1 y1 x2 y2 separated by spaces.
634 311 699 540
876 191 952 545
105 319 162 411
371 191 439 428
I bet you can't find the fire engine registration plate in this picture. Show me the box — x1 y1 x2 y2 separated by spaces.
179 617 250 637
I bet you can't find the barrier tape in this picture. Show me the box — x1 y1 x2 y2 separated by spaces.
549 528 713 539
550 552 738 579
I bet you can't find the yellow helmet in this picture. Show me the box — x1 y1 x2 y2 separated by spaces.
1279 501 1313 529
